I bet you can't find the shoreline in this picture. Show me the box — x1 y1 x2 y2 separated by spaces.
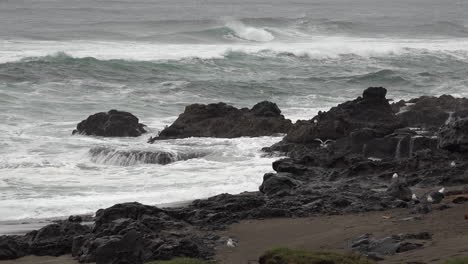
3 88 468 263
0 200 193 236
2 201 468 264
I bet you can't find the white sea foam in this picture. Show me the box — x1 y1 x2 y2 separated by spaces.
225 20 275 42
2 37 468 63
0 135 283 221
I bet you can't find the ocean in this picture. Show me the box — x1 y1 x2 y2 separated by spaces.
1 0 468 221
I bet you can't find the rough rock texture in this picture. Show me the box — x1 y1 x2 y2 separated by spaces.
285 87 402 143
386 178 412 201
73 110 147 137
149 101 292 141
439 119 468 152
350 233 429 260
392 95 468 130
0 220 90 260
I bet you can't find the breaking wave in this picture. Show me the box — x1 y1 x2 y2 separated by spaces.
89 146 208 166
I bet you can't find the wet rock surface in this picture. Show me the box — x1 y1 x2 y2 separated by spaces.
4 88 468 263
392 95 468 130
350 233 430 260
88 147 207 166
73 110 147 137
149 101 292 141
439 119 468 152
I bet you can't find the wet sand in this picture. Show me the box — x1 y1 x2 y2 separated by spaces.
0 255 80 264
216 202 468 264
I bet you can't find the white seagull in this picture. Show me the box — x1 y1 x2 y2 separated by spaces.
427 195 434 203
314 138 334 148
450 161 456 167
392 173 399 179
439 187 445 194
226 238 237 248
412 193 418 201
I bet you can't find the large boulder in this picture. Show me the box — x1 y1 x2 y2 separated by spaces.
438 119 468 152
73 110 147 137
386 178 412 201
149 101 292 141
259 173 299 196
285 87 402 143
0 236 30 260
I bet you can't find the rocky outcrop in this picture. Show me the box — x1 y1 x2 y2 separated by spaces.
73 110 147 137
439 119 468 152
0 220 90 260
285 87 402 144
392 95 468 130
149 101 292 141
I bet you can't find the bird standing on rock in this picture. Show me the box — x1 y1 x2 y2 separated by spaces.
425 187 445 204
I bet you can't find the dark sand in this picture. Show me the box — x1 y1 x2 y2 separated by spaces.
216 201 468 264
2 200 468 263
0 255 80 264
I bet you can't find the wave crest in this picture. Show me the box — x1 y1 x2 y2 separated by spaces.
89 147 207 166
225 20 274 42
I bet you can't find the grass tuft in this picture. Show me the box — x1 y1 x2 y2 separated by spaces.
443 257 468 264
259 247 375 264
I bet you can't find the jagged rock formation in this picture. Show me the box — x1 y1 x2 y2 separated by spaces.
149 101 292 141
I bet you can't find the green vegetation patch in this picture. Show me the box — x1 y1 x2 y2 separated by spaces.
146 257 210 264
259 247 375 264
444 257 468 264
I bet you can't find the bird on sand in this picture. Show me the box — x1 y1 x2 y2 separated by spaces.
226 238 237 248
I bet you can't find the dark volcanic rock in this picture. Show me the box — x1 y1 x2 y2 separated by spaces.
285 87 402 143
0 220 90 260
0 235 30 260
439 119 468 152
392 95 468 129
386 178 412 201
73 202 216 264
29 221 91 256
350 233 424 260
73 110 147 137
259 173 298 196
149 101 292 141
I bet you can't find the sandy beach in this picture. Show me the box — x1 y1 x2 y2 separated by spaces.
216 202 468 264
2 201 468 263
